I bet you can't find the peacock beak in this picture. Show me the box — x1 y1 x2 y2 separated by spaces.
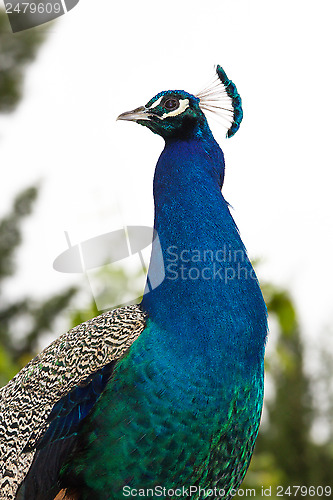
117 106 150 122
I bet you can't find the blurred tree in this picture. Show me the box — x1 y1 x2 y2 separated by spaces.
0 10 77 386
0 8 48 112
0 186 77 386
241 283 333 498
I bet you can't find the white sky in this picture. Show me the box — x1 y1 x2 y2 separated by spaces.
0 0 332 343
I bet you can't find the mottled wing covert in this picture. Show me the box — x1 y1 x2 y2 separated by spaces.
0 304 147 500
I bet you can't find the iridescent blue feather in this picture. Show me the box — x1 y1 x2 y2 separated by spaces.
216 65 243 137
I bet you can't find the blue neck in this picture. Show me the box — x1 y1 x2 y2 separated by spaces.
141 129 267 371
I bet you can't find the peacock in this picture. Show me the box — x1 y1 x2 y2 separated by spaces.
0 65 268 500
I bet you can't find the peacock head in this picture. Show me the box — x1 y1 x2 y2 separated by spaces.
118 90 205 140
117 65 243 141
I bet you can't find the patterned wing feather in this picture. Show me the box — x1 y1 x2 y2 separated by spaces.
0 304 147 500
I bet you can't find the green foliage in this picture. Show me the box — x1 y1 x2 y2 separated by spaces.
0 186 38 279
0 187 77 386
0 6 74 386
0 9 48 112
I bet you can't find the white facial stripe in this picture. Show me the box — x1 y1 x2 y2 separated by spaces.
149 96 163 109
160 98 190 119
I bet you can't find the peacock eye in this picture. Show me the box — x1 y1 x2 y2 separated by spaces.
163 98 179 111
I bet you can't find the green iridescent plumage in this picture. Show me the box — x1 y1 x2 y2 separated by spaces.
61 323 264 498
